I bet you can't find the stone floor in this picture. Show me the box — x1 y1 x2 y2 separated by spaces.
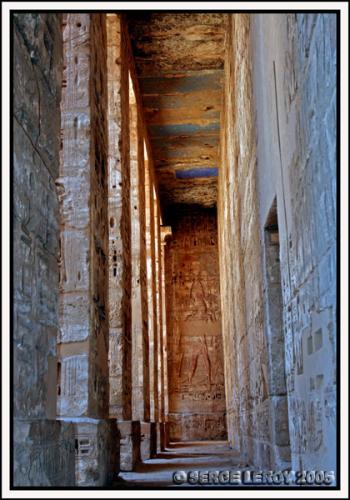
115 441 251 488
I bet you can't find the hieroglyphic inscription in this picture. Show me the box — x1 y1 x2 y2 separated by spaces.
59 355 88 415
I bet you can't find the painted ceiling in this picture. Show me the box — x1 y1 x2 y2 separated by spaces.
128 13 227 209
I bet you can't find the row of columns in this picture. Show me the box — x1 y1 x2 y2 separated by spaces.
106 13 172 469
57 13 171 484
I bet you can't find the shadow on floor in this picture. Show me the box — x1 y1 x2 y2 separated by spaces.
115 440 248 488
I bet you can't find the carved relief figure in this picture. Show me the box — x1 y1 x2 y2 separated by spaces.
167 209 226 441
184 260 219 322
177 335 212 389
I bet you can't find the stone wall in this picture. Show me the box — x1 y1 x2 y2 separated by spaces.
219 12 337 474
251 13 337 473
165 207 227 441
218 14 273 467
13 13 75 486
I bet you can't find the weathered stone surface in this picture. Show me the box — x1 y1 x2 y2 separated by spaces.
153 197 162 427
58 418 119 486
12 13 73 487
107 14 133 421
145 151 156 424
140 422 152 461
12 11 337 485
118 420 141 471
260 207 291 469
13 14 63 175
106 13 165 467
250 13 337 473
218 14 275 468
13 419 75 486
130 81 150 423
55 13 117 486
160 227 171 448
13 11 62 419
57 354 89 416
128 14 227 75
58 14 109 418
217 12 337 474
165 207 227 441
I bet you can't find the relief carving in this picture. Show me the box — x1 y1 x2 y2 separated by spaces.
166 208 226 440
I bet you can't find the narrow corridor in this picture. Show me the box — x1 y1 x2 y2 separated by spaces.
11 10 338 489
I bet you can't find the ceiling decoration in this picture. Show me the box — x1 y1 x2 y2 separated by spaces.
128 13 227 209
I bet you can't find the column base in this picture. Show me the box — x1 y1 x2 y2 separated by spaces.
140 421 152 461
58 417 119 486
117 420 141 471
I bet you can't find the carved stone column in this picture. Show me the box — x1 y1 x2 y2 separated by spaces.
129 69 151 463
106 14 142 472
57 13 118 486
143 146 159 459
130 89 150 424
107 13 131 423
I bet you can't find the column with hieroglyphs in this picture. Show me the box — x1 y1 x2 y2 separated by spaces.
57 13 118 485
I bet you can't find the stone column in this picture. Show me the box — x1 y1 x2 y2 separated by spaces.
57 14 118 486
144 148 158 456
160 226 172 448
106 14 143 472
155 219 168 450
107 12 128 422
151 191 160 447
130 74 151 462
153 196 163 450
